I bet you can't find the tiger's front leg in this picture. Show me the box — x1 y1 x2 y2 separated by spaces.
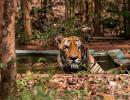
88 54 104 73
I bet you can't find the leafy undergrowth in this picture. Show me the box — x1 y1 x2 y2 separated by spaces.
14 71 130 100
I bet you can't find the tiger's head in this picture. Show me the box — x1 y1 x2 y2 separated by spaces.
55 35 88 72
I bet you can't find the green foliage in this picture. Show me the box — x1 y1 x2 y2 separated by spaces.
31 7 46 14
31 5 51 15
29 57 49 63
120 70 130 74
120 10 130 20
98 84 107 93
77 71 89 77
15 72 58 100
16 18 31 44
125 28 130 37
37 57 48 63
110 69 130 74
16 85 59 100
17 73 33 91
62 17 81 35
101 18 119 29
63 89 88 99
31 16 82 40
16 32 31 44
16 18 23 33
17 79 28 90
119 10 130 38
32 28 55 40
0 59 16 70
17 57 49 64
0 63 6 69
18 90 33 100
16 5 84 42
107 2 119 13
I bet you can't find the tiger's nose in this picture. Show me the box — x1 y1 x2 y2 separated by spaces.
69 56 78 61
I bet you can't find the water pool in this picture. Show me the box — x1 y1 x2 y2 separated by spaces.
16 50 119 74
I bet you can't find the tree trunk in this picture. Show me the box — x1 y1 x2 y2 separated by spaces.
0 0 4 99
127 0 130 38
0 0 17 99
65 0 69 20
93 0 102 36
123 0 127 38
0 0 4 58
22 0 32 39
81 0 89 23
42 0 47 28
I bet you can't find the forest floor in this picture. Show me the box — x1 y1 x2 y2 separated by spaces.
17 73 130 100
16 39 130 100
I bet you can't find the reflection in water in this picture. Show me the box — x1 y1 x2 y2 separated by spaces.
17 54 118 74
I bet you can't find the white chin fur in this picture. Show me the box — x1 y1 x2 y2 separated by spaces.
69 59 81 64
70 63 79 69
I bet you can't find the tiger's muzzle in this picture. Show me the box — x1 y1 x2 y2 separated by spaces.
61 53 86 72
68 55 81 68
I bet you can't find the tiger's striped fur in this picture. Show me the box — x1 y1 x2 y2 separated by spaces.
88 54 104 73
55 35 104 73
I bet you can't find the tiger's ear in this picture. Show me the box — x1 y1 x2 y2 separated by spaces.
55 35 64 44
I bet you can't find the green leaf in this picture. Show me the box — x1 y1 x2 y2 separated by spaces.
120 10 130 19
0 63 6 69
37 57 47 63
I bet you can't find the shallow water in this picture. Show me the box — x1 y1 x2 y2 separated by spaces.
17 56 62 74
94 55 118 71
17 54 118 74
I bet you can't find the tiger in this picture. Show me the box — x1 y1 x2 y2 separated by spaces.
55 35 104 73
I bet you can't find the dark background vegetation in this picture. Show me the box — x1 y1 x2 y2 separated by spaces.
16 0 130 45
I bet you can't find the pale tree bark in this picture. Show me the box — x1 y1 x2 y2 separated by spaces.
0 0 17 99
22 0 32 39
